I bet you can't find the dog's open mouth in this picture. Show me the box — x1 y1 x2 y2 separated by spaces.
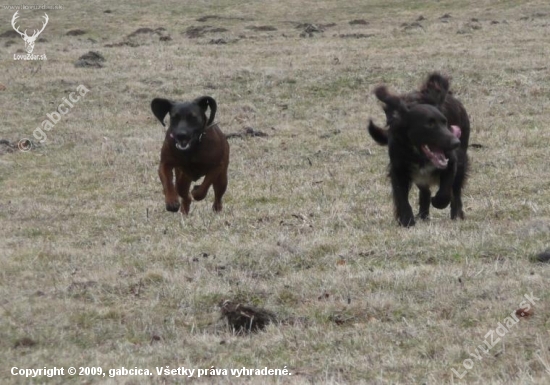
175 141 191 151
421 145 449 169
170 133 192 151
420 125 461 169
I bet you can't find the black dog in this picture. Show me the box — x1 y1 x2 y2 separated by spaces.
368 73 470 227
151 96 230 214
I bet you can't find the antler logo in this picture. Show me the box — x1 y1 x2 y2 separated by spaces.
11 11 49 54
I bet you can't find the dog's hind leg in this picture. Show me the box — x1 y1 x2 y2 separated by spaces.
418 186 431 220
450 185 465 220
451 152 468 219
191 166 223 203
175 169 192 215
212 171 228 212
450 164 467 220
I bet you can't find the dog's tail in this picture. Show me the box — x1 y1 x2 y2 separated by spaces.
368 120 389 146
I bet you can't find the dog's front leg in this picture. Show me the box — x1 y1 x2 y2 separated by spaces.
159 162 180 212
432 164 456 209
418 187 431 220
391 170 415 227
175 169 192 215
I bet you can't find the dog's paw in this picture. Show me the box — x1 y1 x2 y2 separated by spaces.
180 201 191 215
431 193 451 209
451 210 465 220
191 185 207 201
417 212 430 221
398 215 416 227
165 201 181 212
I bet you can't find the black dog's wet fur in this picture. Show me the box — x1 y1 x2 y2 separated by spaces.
368 73 470 227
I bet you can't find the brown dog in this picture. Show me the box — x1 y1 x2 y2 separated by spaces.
151 96 229 214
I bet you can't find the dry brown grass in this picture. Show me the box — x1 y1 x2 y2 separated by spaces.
1 0 550 383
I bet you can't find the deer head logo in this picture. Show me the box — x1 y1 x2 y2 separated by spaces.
11 11 49 54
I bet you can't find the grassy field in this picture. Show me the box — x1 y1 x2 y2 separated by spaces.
1 0 550 383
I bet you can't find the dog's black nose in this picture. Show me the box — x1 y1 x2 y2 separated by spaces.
175 133 190 142
449 137 461 150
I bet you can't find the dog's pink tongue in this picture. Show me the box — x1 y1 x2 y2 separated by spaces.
451 125 461 139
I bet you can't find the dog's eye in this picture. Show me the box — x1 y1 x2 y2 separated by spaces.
428 118 436 127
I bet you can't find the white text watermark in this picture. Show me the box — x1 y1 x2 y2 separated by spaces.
18 84 90 152
451 292 539 379
3 5 62 10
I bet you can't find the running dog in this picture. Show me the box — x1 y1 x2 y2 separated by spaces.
368 73 470 227
151 96 229 214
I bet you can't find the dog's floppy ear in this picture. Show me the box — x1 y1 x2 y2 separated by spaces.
421 72 449 106
368 120 389 146
374 85 409 116
194 96 217 126
151 98 173 127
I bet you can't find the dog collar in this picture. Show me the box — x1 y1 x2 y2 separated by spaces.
198 122 217 143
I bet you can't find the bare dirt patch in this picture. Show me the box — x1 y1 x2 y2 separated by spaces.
220 300 277 333
66 29 86 36
0 139 17 155
246 25 278 32
226 127 269 139
196 15 253 22
185 25 229 38
104 27 171 48
336 33 375 39
74 51 105 68
126 27 166 38
0 30 19 38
